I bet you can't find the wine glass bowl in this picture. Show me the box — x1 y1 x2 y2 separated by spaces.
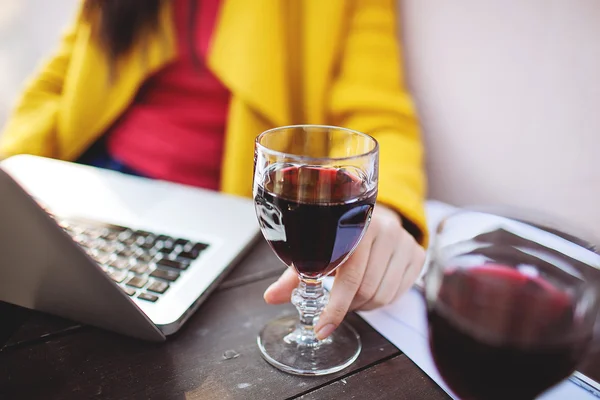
425 209 600 399
253 125 378 376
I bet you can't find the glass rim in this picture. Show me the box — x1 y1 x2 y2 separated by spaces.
255 124 379 162
432 243 589 282
435 205 599 252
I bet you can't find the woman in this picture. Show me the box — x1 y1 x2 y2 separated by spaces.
0 0 427 340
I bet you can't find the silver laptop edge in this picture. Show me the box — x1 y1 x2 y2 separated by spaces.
0 155 260 341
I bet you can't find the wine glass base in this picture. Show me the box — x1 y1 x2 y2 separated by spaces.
257 315 361 376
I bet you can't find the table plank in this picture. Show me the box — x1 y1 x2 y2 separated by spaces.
0 301 30 348
0 277 399 400
0 239 284 349
298 354 449 400
0 307 82 349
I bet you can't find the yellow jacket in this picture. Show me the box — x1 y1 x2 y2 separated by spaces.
0 0 428 244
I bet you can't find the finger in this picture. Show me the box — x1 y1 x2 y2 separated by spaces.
358 231 413 311
264 267 299 304
361 232 425 311
393 244 426 303
350 233 395 310
358 252 406 311
314 237 373 340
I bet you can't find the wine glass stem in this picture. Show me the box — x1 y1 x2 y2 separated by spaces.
291 278 329 346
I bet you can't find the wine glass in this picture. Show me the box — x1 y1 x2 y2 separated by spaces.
424 207 600 399
253 125 379 376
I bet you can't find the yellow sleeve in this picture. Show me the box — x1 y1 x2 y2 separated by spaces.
0 7 81 159
328 0 428 245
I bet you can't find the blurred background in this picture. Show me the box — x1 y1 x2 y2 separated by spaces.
0 0 78 124
398 0 600 239
1 0 599 239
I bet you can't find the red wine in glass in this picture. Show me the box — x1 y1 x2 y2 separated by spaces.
254 164 376 279
254 125 378 376
428 264 592 400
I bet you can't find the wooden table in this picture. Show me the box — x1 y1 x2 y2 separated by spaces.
0 241 598 400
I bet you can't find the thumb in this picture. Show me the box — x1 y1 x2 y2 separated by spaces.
264 268 299 304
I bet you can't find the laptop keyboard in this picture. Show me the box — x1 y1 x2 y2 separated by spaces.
55 217 209 303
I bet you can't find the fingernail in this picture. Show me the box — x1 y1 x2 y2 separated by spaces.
315 324 336 340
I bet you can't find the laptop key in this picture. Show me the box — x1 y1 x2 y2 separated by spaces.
94 252 113 265
174 238 191 248
138 240 155 250
135 252 154 263
138 293 159 302
118 247 137 258
126 275 149 289
71 224 87 235
122 236 138 246
176 250 200 261
148 246 162 257
157 258 190 271
177 243 207 259
154 237 171 248
136 235 157 247
74 235 95 248
84 248 97 257
98 241 121 254
122 286 136 296
110 257 130 270
193 242 209 251
84 227 104 239
150 268 180 282
130 262 150 275
156 237 176 249
129 232 146 244
135 230 153 238
158 244 175 255
155 235 170 243
103 230 121 241
108 269 127 283
187 242 209 258
174 257 191 270
147 281 169 294
102 223 127 232
117 229 134 240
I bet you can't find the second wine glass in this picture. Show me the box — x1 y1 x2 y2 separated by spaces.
425 208 599 399
253 125 379 376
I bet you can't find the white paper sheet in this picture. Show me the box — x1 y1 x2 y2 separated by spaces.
324 200 599 399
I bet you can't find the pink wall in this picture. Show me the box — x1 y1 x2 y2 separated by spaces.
399 0 600 240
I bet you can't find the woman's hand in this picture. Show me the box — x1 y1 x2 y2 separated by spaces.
263 203 426 340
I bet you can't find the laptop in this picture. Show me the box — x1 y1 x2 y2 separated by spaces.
0 155 260 342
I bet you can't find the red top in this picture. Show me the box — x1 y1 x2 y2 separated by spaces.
107 0 228 191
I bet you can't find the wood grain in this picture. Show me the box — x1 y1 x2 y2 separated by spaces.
0 301 30 348
1 308 82 350
297 354 449 400
0 277 400 400
2 237 600 399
